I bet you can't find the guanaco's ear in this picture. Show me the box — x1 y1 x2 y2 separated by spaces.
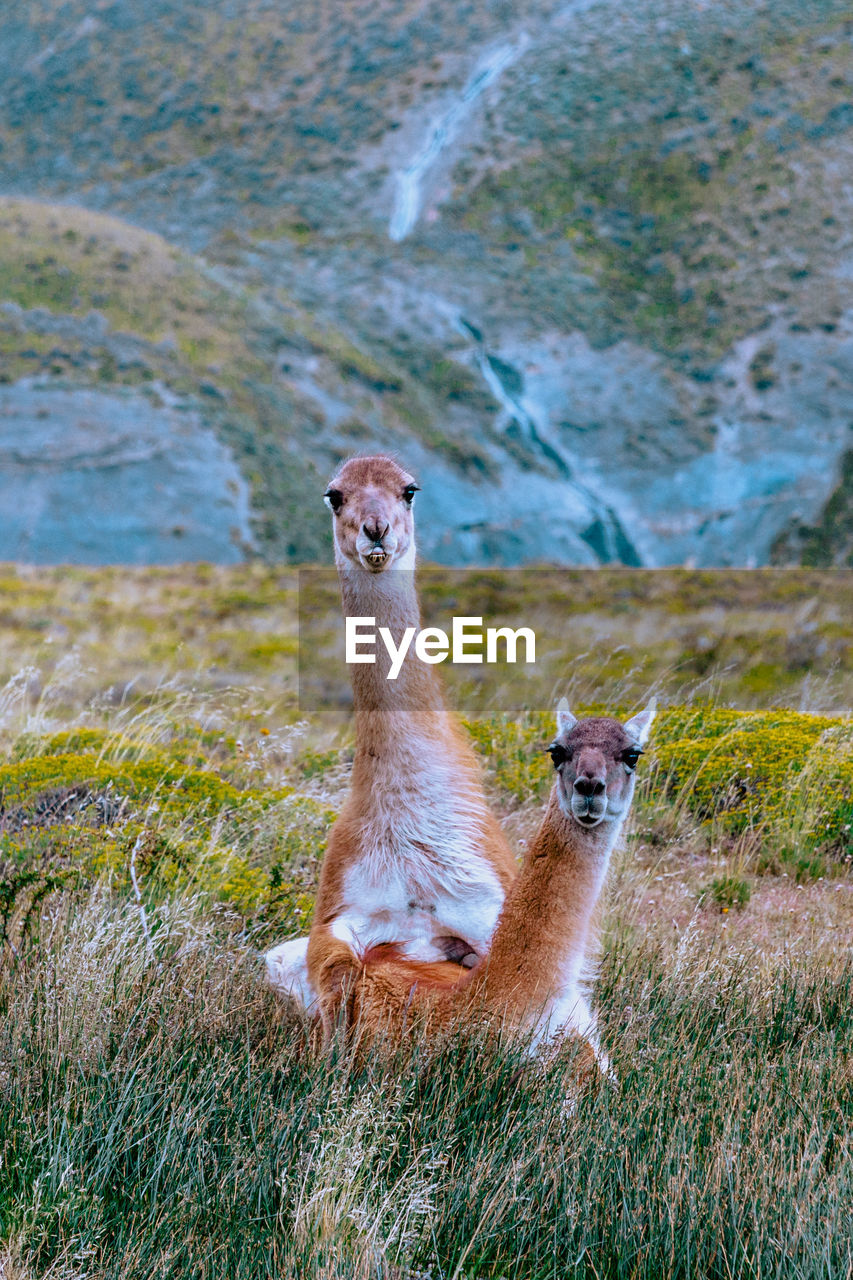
624 697 657 746
556 697 577 735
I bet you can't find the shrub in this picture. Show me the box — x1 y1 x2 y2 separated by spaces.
463 704 851 869
652 707 852 863
698 874 752 912
0 734 328 938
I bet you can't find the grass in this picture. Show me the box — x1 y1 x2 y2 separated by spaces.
0 895 849 1278
698 873 752 913
3 563 850 725
0 564 850 1277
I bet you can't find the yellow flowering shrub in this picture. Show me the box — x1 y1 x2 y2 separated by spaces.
465 703 851 860
2 699 848 949
652 708 851 852
0 734 319 934
0 750 289 818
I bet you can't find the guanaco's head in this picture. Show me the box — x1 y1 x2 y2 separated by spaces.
547 699 656 828
324 455 419 572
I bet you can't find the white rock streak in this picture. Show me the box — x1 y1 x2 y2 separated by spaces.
453 317 641 564
389 35 530 242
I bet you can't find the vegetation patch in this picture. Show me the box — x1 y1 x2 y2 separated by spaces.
466 704 852 874
773 448 853 568
0 724 337 942
653 708 852 863
0 563 849 1278
0 897 849 1279
698 873 752 913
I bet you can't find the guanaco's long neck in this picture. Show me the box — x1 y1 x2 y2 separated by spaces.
469 789 623 1019
338 565 450 776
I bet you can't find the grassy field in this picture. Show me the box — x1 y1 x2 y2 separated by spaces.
0 565 850 1278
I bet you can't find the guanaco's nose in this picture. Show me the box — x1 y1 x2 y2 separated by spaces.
574 774 605 798
362 517 390 544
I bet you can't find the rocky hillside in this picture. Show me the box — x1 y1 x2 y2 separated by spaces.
0 0 851 564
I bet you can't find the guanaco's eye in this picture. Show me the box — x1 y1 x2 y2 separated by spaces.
621 747 643 772
547 742 569 768
324 488 343 513
402 484 420 505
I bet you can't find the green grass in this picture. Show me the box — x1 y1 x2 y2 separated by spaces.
0 895 849 1279
698 873 752 912
0 565 850 1277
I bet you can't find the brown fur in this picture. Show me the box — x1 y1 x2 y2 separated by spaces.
333 710 650 1082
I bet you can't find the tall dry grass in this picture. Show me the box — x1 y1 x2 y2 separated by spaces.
0 887 849 1279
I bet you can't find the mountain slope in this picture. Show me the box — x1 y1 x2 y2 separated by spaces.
0 0 851 564
0 198 498 563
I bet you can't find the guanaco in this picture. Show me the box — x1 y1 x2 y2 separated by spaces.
332 699 655 1070
266 456 517 1029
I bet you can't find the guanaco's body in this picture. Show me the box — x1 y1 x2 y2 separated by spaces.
335 701 655 1069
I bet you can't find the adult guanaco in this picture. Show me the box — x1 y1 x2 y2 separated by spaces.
331 699 655 1071
266 455 517 1029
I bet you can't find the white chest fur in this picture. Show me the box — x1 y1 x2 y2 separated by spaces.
331 847 505 962
330 723 507 960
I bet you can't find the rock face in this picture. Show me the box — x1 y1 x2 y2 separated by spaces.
440 321 853 569
0 0 851 565
0 383 253 564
